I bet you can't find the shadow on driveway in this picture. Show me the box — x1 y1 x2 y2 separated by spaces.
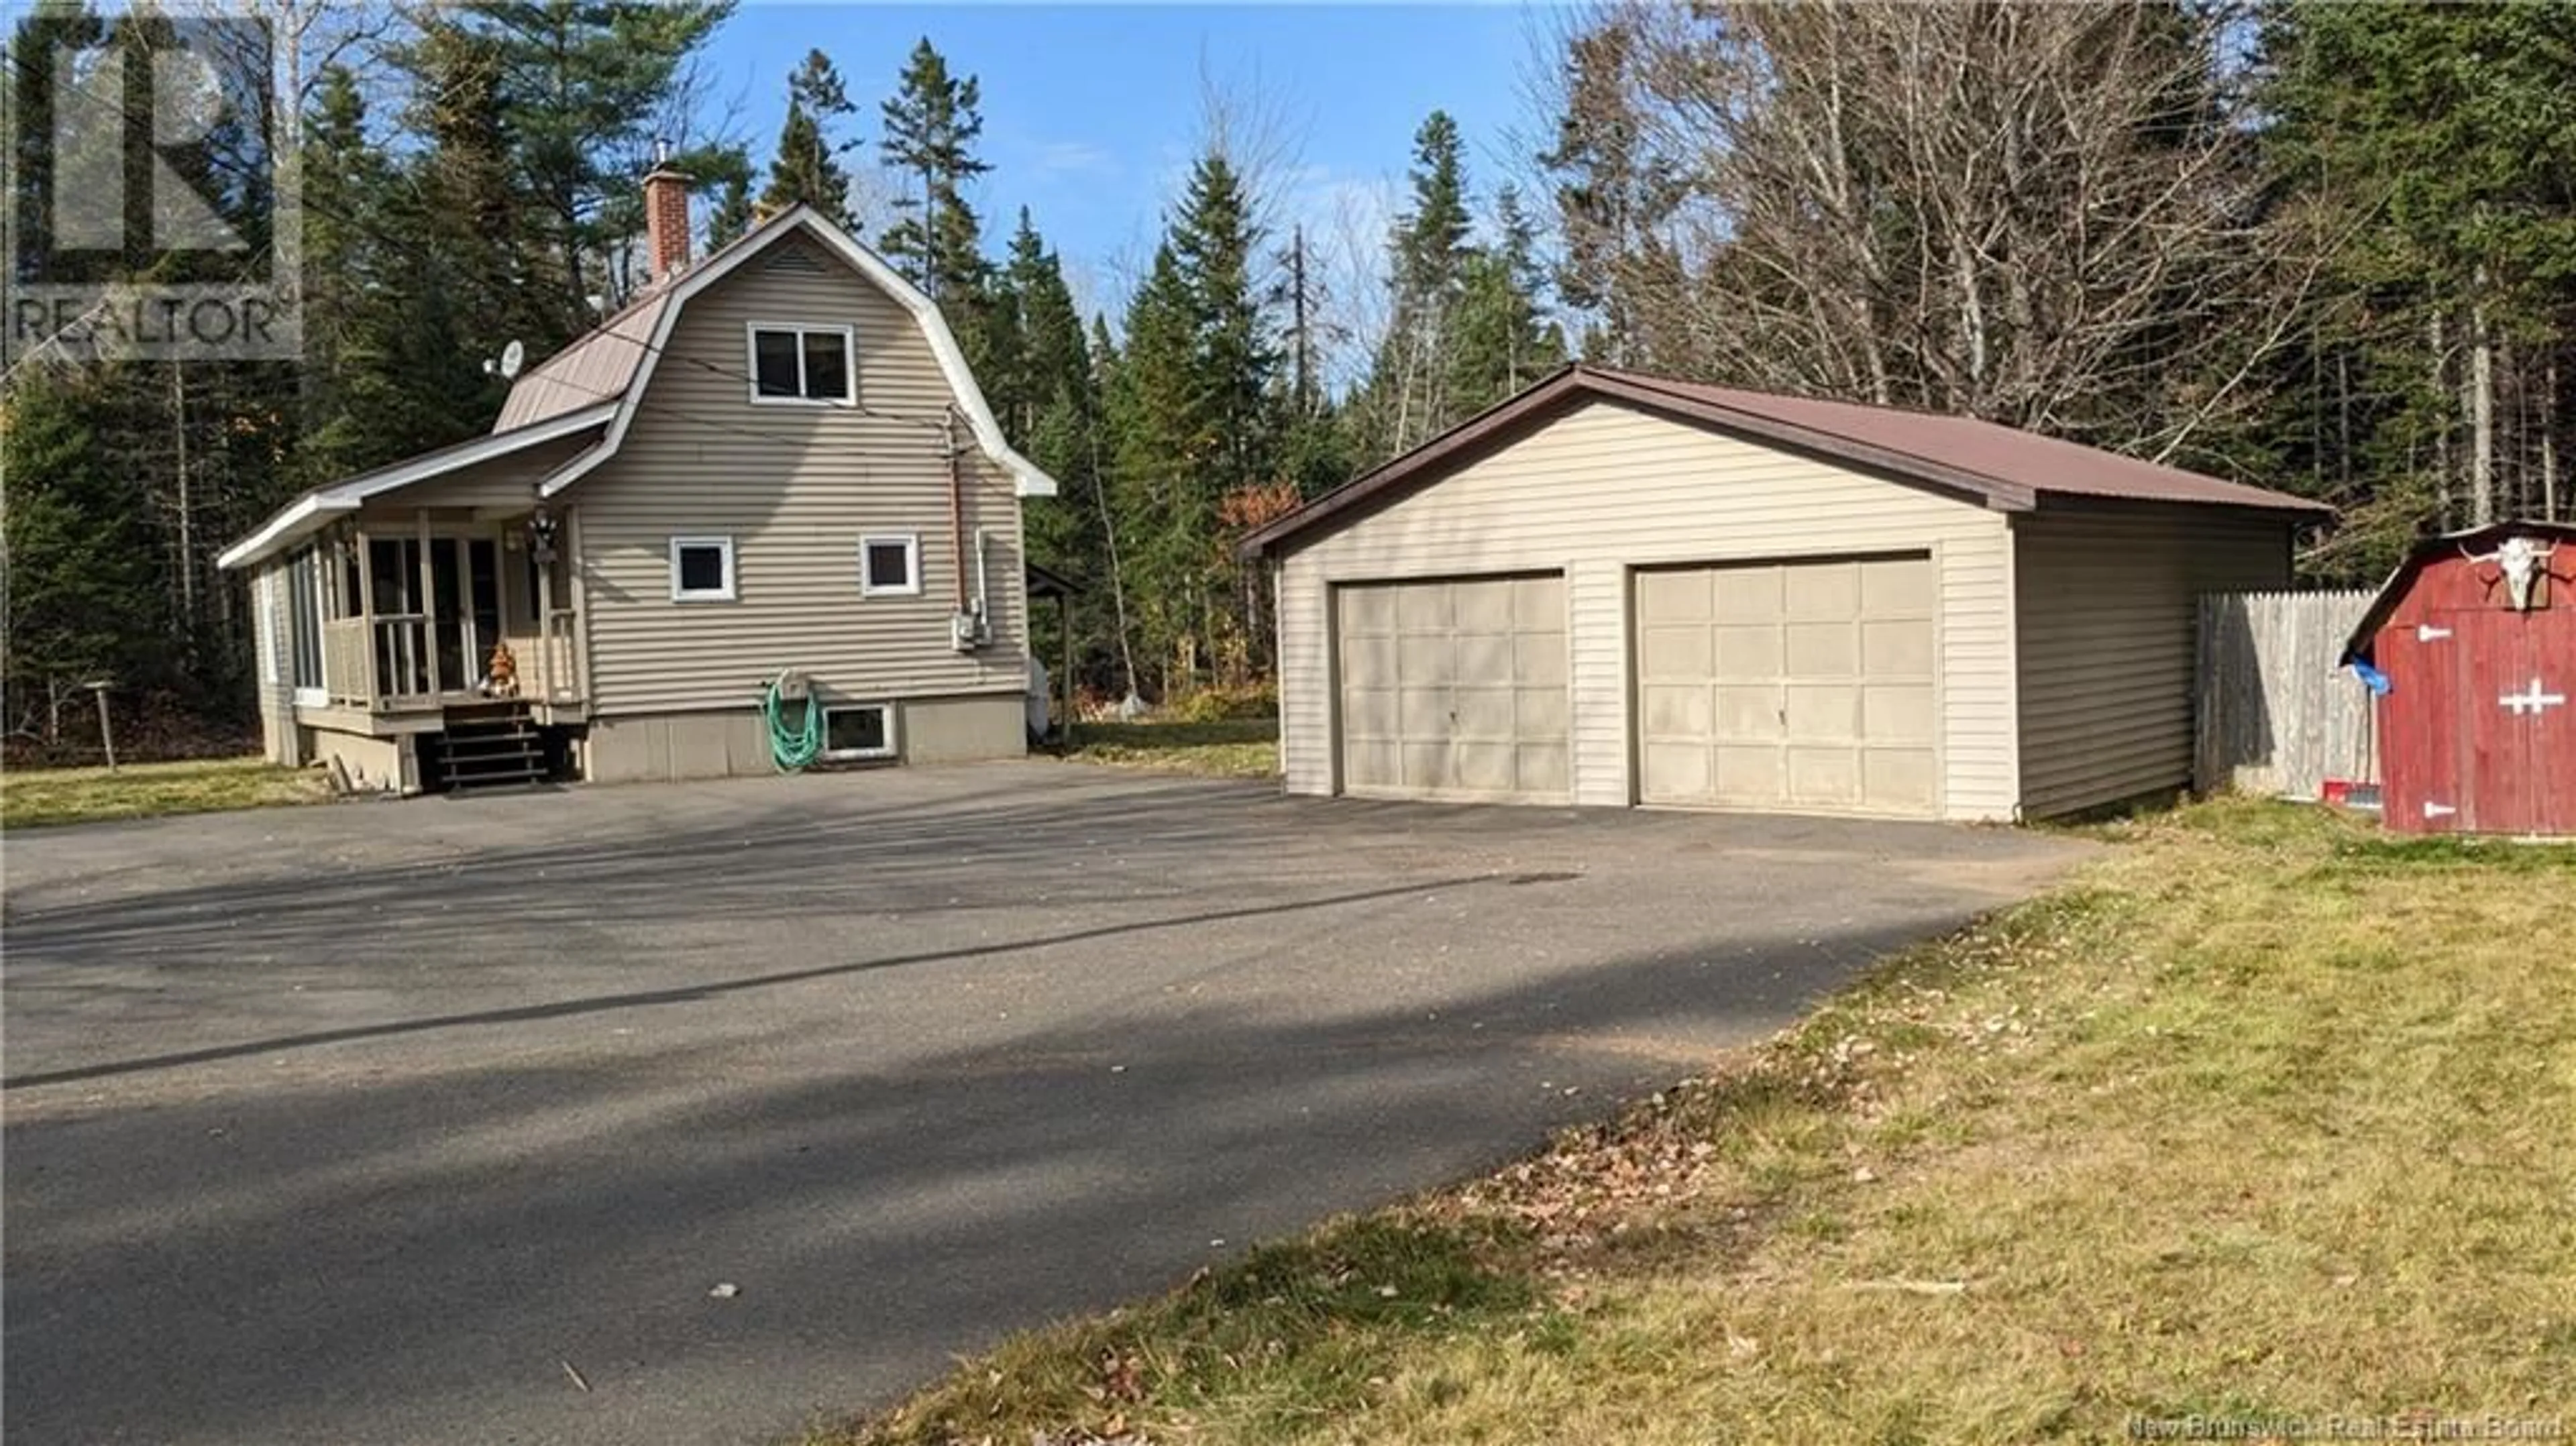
3 765 2082 1446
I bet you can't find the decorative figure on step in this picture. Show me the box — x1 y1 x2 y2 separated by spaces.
482 639 520 698
2462 535 2558 612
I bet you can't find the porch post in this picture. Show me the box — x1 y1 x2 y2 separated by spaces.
567 508 587 700
353 528 378 708
416 509 439 696
535 524 555 703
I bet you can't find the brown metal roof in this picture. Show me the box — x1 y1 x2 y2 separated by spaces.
492 290 671 431
491 206 816 432
1244 364 2330 557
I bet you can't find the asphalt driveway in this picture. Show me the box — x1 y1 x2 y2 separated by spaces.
2 763 2081 1446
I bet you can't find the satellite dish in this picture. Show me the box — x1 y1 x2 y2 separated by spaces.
497 339 527 380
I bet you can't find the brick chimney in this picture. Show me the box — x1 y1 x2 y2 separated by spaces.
643 157 692 284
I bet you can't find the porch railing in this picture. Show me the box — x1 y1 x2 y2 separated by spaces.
309 608 583 712
321 618 372 706
374 614 433 703
539 608 583 703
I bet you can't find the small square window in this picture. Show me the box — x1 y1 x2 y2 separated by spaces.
670 536 736 602
861 535 919 596
747 325 854 404
822 703 896 760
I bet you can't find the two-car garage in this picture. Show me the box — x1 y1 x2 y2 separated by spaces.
1335 556 1935 815
1256 365 2324 824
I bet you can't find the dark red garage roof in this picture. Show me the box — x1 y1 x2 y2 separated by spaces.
1245 364 2329 557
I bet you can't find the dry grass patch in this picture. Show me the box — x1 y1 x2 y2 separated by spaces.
0 756 329 830
814 799 2575 1446
1063 719 1278 779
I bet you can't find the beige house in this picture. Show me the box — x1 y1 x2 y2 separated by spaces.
219 176 1056 793
1244 366 2330 822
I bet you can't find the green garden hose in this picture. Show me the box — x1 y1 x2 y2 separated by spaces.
764 671 825 772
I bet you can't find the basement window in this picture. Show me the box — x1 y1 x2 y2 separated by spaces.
822 702 896 761
669 536 736 602
860 534 920 596
748 324 855 404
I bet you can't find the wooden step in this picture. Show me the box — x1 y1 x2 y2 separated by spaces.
443 733 539 756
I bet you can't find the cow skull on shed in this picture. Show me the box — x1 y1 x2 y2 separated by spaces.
2463 535 2558 611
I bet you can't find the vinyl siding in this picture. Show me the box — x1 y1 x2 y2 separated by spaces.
352 433 600 515
569 236 1029 716
1274 399 2021 820
2013 502 2292 818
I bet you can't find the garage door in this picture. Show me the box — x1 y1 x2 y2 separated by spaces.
1336 574 1569 802
1634 554 1937 816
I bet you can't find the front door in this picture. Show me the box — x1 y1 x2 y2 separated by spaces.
429 537 504 693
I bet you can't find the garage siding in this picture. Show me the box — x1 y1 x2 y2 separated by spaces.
1275 399 2021 820
2013 502 2292 818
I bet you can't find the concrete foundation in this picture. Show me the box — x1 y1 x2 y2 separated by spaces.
584 692 1026 783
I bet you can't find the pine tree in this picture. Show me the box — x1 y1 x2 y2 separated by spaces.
1103 152 1282 694
1395 112 1472 307
409 1 733 337
988 211 1117 697
1448 184 1566 414
759 49 857 227
2261 1 2576 560
3 0 109 293
706 173 755 248
1106 241 1207 696
1358 110 1479 457
1 367 166 742
877 38 992 303
1173 152 1276 517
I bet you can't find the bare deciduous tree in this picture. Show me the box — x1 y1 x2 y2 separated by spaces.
1545 1 2313 460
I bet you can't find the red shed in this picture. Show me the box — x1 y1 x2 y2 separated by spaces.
2344 521 2576 836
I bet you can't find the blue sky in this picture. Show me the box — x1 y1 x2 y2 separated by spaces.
696 3 1552 321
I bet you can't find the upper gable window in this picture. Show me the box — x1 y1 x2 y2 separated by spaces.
748 324 855 405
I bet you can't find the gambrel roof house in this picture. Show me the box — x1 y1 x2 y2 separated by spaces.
220 170 1058 793
1245 364 2330 822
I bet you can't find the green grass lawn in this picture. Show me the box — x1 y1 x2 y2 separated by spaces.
0 756 329 830
818 799 2575 1446
1063 718 1279 779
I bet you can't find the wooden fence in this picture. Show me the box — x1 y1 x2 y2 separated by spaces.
2196 590 2379 801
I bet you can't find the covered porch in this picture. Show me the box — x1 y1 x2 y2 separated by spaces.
286 506 587 730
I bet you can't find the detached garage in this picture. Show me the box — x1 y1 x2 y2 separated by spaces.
1245 365 2330 822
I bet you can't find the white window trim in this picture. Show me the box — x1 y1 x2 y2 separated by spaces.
859 533 922 598
287 548 329 708
743 321 857 406
820 701 898 761
669 535 738 602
